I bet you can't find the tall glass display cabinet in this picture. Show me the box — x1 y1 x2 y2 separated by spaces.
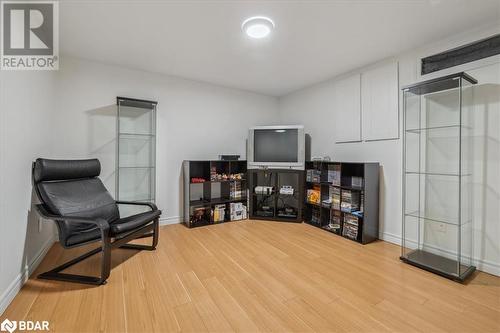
401 72 477 282
116 97 157 212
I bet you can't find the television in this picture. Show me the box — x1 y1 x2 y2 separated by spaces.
247 125 305 170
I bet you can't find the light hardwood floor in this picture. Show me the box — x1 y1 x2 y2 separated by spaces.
2 220 500 332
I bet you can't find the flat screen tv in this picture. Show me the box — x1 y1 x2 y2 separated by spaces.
248 125 305 170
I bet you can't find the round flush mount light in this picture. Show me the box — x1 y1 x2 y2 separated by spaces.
242 16 275 39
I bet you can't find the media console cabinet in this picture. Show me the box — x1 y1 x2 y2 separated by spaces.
248 169 304 223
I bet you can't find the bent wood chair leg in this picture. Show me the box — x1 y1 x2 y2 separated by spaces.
38 219 158 285
119 218 159 251
38 242 111 285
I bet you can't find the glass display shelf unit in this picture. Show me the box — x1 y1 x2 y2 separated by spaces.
116 97 157 215
401 72 477 282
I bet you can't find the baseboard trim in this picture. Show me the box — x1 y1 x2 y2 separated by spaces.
0 234 56 316
380 231 401 246
381 231 500 277
159 216 182 226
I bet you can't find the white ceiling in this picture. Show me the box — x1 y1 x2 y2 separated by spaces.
60 0 500 96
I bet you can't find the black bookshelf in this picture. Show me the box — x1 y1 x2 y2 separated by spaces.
248 169 304 223
304 161 379 244
183 160 248 228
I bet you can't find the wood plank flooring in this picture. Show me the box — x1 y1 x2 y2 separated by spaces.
2 220 500 332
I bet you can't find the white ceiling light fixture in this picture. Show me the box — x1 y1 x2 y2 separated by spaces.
242 16 275 39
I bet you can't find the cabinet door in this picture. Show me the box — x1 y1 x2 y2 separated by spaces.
334 74 362 143
361 62 399 141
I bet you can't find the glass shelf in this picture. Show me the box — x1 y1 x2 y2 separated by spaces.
404 211 472 226
119 166 155 169
405 124 461 133
119 132 155 137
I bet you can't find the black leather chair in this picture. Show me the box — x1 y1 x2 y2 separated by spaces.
32 158 161 285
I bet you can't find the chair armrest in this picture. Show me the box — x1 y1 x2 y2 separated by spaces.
115 200 158 212
35 204 110 231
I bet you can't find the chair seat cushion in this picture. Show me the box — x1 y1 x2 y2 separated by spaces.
63 210 161 247
110 210 161 235
65 227 101 247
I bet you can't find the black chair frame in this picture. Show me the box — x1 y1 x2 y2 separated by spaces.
32 159 160 286
35 202 159 285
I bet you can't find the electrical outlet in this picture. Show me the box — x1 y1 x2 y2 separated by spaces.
38 217 43 233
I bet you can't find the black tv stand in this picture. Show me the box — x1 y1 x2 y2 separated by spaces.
248 168 304 223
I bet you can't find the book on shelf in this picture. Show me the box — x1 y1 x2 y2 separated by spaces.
327 164 341 185
341 190 360 213
342 214 359 240
332 186 341 210
307 185 321 204
212 204 226 223
311 207 321 225
326 210 342 232
306 169 321 183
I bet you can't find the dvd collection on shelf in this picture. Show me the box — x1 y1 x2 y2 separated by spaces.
327 164 341 185
304 161 379 244
230 181 243 199
342 214 359 240
332 187 341 210
311 206 321 226
324 210 342 234
306 182 365 241
340 190 360 213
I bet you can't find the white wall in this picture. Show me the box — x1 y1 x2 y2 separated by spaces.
278 24 500 276
0 71 57 314
53 56 279 225
278 72 403 244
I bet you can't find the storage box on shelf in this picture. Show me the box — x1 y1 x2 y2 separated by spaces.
304 161 379 244
183 160 248 228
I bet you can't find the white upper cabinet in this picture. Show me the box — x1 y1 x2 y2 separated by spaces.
334 73 361 143
361 62 399 141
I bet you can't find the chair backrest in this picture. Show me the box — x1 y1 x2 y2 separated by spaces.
33 159 120 237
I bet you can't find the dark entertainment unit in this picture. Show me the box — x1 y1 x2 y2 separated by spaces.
248 169 304 223
183 160 248 228
304 161 379 244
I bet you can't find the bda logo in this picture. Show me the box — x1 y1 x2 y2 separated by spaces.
0 319 49 332
0 319 16 333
